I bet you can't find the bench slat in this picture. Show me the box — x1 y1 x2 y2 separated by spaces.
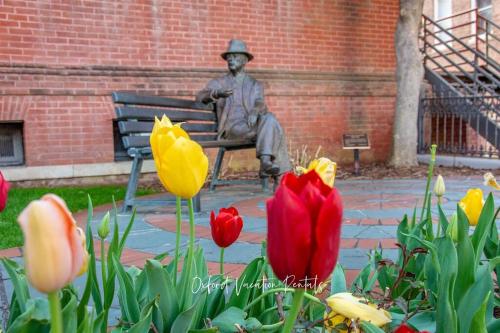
116 106 216 122
123 134 219 149
118 121 217 134
112 92 212 111
122 135 254 150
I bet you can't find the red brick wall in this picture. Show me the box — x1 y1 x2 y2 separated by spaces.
0 0 398 170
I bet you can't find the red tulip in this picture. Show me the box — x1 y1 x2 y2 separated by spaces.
0 171 10 212
267 170 343 289
210 207 243 248
394 324 429 333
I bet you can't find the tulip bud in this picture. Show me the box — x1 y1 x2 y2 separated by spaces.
433 174 445 197
18 194 88 293
97 212 110 239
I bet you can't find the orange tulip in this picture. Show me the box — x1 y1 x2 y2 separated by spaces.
18 194 88 293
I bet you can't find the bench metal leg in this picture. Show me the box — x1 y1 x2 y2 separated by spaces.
193 193 201 213
210 147 226 192
122 156 143 213
261 177 270 192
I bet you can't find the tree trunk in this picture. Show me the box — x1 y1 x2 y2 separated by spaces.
390 0 425 167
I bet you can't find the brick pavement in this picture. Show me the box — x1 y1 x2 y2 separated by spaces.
1 176 497 323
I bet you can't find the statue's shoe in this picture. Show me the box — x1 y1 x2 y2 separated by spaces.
260 160 280 177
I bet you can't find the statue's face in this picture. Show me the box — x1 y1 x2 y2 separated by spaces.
226 53 248 72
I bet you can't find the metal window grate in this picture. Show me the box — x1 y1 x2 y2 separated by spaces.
0 122 24 166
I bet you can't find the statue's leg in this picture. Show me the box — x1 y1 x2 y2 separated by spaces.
256 113 292 175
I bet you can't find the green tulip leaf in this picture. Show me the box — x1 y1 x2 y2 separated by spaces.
6 299 50 333
127 296 156 333
178 249 197 310
112 254 140 324
457 265 494 333
437 204 450 236
226 257 264 310
407 311 436 332
170 296 203 333
118 209 136 258
359 321 385 333
212 307 247 333
330 264 347 294
92 311 106 333
244 317 263 331
397 214 409 245
145 259 180 331
471 194 498 266
350 264 371 293
61 290 78 333
201 275 228 321
454 205 475 307
470 291 491 333
1 258 30 313
487 317 500 333
435 237 458 333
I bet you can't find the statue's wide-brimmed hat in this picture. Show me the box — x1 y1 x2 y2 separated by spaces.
221 39 254 61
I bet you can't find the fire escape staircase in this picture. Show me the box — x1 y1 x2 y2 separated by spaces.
420 9 500 153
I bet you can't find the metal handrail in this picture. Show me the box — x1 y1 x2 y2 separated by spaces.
423 15 497 70
422 25 499 91
478 13 499 30
433 8 476 23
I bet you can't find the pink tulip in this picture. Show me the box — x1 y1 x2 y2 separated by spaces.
0 171 10 212
18 194 88 293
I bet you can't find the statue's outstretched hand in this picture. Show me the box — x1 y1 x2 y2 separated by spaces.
247 113 258 127
214 89 233 98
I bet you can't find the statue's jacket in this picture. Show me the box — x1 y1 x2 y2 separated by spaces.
196 73 264 139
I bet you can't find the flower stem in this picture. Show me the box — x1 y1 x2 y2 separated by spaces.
436 196 442 238
188 198 195 254
48 291 63 333
219 247 225 276
420 144 437 222
100 238 107 285
243 287 323 312
282 288 305 333
173 196 182 283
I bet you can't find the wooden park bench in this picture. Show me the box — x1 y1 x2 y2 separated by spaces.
112 92 266 212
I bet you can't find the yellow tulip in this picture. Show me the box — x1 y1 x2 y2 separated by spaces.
483 172 500 190
459 188 484 226
434 174 445 197
150 115 209 199
17 194 88 293
299 157 337 187
325 293 391 330
324 311 355 333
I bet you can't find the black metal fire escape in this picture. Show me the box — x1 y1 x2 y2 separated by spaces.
418 9 500 158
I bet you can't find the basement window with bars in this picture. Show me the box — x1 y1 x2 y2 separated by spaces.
0 122 24 166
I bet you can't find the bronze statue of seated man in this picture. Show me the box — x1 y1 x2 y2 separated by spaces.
196 39 291 177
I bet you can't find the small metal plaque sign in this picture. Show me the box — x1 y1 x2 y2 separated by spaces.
342 134 370 149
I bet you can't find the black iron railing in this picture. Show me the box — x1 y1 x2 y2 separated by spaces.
419 9 499 158
418 94 500 158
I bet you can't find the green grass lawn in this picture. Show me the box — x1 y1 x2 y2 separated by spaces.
0 186 158 250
